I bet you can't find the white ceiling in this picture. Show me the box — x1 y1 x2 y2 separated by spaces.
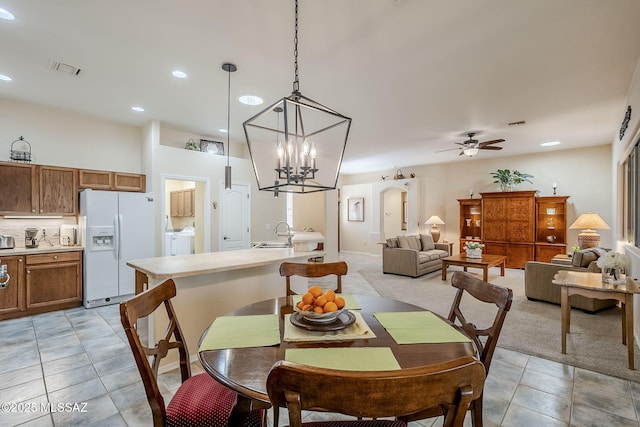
1 0 640 174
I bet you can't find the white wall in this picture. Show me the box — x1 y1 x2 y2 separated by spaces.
340 144 612 255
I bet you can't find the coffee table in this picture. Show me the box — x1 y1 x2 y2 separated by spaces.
441 253 507 282
553 270 640 369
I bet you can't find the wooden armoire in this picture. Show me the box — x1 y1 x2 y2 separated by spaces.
481 190 536 268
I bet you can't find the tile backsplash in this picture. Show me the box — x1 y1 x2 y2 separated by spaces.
0 218 78 249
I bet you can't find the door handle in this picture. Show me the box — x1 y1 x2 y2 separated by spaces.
223 236 229 240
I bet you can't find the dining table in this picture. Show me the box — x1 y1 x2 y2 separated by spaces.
197 294 479 426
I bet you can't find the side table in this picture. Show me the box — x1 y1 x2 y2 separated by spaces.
552 270 640 370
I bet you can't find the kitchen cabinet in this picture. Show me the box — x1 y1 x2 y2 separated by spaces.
535 196 569 262
25 251 82 313
0 162 76 216
170 188 195 217
0 255 25 319
78 168 146 192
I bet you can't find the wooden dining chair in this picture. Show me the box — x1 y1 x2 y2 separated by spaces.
266 356 485 427
402 271 513 427
279 261 348 296
120 279 266 427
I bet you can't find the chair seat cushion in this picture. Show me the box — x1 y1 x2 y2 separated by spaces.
295 421 405 427
167 373 264 427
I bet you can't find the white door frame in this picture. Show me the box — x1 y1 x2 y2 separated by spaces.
161 174 211 254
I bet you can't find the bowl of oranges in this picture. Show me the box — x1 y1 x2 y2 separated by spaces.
294 285 347 323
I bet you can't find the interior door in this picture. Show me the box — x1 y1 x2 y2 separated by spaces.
220 181 251 251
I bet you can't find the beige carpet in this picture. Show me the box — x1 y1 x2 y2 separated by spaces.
359 265 640 383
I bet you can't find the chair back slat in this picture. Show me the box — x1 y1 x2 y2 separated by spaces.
267 356 485 427
279 261 348 296
120 279 191 427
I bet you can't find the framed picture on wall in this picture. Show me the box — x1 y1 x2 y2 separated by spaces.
348 198 364 221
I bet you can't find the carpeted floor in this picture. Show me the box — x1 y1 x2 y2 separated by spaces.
358 264 640 383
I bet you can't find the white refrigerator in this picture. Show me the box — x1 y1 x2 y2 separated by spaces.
80 190 154 308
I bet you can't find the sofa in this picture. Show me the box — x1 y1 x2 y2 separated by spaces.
382 234 451 278
524 247 617 313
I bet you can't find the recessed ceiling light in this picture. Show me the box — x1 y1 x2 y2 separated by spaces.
239 95 263 106
131 106 145 112
0 73 12 81
541 141 561 147
0 8 15 20
172 70 187 79
218 128 228 133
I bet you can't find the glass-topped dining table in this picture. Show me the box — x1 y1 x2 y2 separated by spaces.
198 294 479 426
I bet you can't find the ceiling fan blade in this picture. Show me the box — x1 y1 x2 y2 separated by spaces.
478 139 505 146
479 146 503 150
436 147 462 153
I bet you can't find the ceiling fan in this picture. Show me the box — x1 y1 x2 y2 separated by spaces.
437 132 505 157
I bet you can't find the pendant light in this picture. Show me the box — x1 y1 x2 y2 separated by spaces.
222 62 236 190
243 0 352 194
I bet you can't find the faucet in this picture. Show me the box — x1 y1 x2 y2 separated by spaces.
274 221 293 247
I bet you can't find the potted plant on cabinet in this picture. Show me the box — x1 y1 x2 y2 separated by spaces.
490 169 534 191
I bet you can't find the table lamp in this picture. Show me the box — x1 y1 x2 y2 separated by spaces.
425 215 445 243
568 212 610 249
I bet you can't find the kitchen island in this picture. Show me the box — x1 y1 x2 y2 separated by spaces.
127 247 325 363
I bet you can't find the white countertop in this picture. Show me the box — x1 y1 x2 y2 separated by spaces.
127 247 325 279
0 245 83 256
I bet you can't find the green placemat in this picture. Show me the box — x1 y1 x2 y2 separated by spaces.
285 347 401 371
198 314 280 351
292 293 360 310
374 311 471 344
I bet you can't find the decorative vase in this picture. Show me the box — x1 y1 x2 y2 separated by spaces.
499 182 512 192
602 267 626 284
465 218 471 226
466 248 482 259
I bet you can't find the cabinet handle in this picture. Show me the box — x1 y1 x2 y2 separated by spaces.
32 209 36 213
18 259 22 263
53 255 58 260
27 270 30 274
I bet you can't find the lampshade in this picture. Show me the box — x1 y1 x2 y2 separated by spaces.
569 212 610 249
425 215 445 243
463 147 479 157
425 215 445 225
243 0 351 194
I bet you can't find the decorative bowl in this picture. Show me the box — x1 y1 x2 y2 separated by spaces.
294 307 344 323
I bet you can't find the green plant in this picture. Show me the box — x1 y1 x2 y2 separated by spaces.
490 169 533 190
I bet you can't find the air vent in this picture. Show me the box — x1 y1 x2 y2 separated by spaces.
48 60 81 76
508 120 526 126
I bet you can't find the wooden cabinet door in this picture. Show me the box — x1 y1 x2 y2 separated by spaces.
39 166 77 215
170 191 182 217
78 169 113 189
114 172 146 192
25 252 81 309
184 189 194 217
506 196 535 243
0 162 38 214
482 197 507 241
0 256 25 318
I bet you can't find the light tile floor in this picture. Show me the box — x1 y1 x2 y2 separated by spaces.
1 252 639 426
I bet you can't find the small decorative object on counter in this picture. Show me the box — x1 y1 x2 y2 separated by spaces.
464 241 485 259
10 136 32 162
184 139 199 151
597 251 629 284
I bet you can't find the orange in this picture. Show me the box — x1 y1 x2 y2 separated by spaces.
302 304 313 311
315 295 327 307
301 293 314 305
323 301 338 312
308 285 323 298
324 290 336 302
334 296 346 309
296 301 305 310
313 306 324 314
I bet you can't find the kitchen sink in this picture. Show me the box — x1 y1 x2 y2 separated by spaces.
253 242 291 249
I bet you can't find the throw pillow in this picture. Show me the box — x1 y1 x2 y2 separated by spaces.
407 235 421 250
420 234 435 250
386 238 398 248
397 235 410 249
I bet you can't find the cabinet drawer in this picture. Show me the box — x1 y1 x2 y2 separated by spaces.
26 251 81 265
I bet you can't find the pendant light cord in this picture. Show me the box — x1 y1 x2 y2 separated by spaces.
292 0 299 94
227 68 231 167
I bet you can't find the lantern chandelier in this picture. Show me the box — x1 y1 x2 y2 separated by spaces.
243 0 352 194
